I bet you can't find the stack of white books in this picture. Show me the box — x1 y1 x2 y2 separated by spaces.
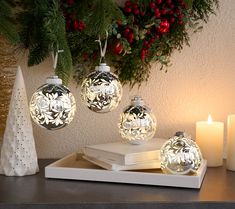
83 138 167 171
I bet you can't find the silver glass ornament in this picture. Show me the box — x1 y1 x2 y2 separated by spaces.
118 96 157 145
160 132 203 175
81 63 122 113
29 76 76 130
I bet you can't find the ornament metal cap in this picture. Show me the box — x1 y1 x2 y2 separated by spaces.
95 63 110 72
131 96 144 106
46 76 62 85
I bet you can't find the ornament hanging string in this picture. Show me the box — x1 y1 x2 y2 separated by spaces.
95 31 108 63
52 49 64 69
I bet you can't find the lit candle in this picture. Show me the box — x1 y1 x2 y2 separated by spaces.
227 115 235 171
196 115 224 167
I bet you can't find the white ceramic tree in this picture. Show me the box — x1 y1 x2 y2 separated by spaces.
0 66 39 176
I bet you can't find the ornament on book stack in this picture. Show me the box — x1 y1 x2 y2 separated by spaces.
29 50 76 130
118 96 157 145
160 132 203 175
81 32 122 113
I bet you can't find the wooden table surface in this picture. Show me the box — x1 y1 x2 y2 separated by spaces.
0 159 235 209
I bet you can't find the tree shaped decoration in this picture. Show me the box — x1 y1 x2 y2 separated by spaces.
0 66 39 176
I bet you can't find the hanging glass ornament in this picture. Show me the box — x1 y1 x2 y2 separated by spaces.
160 132 203 175
29 76 76 130
81 63 122 113
29 49 76 130
81 32 122 113
118 96 157 145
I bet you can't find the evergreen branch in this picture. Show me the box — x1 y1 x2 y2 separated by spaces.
192 0 219 23
18 0 72 83
0 0 19 43
85 0 124 37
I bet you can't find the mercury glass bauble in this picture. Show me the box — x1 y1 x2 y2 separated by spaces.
118 96 157 145
160 132 203 175
81 63 122 113
29 76 76 130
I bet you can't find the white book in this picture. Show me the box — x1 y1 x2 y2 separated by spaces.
83 138 167 165
83 155 161 171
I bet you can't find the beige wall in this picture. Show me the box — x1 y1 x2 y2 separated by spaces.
17 0 235 158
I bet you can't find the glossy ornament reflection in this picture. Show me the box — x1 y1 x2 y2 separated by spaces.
118 96 157 145
160 132 202 175
81 63 122 113
29 76 76 130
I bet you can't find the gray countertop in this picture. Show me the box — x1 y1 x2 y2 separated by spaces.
0 159 235 209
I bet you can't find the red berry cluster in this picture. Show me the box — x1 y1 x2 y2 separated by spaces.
62 0 86 32
123 27 134 44
121 0 186 61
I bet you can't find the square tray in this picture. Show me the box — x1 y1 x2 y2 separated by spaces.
45 153 207 189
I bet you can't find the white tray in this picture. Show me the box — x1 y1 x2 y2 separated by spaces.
45 153 207 189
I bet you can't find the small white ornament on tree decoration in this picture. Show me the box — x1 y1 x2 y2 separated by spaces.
81 32 122 113
0 66 39 176
29 49 76 130
29 76 76 130
118 96 157 145
81 63 122 113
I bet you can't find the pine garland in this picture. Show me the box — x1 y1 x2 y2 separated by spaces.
14 0 218 86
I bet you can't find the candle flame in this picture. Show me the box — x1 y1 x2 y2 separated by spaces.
208 114 213 124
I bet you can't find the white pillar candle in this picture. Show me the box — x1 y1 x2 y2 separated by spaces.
196 115 224 167
227 115 235 171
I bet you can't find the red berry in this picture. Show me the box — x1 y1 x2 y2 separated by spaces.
128 33 134 40
150 38 155 43
140 49 146 60
140 11 145 16
128 38 134 44
155 34 160 39
144 40 149 45
150 2 156 9
114 42 124 54
170 4 174 9
166 0 172 4
178 14 183 19
125 0 132 7
123 28 131 37
154 9 161 18
159 20 170 33
132 3 138 9
73 20 79 30
127 33 134 44
156 0 162 5
170 17 175 23
161 8 167 15
78 21 86 30
147 30 151 35
175 8 181 15
167 10 174 15
133 9 140 15
124 28 130 34
178 20 184 25
124 7 132 13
